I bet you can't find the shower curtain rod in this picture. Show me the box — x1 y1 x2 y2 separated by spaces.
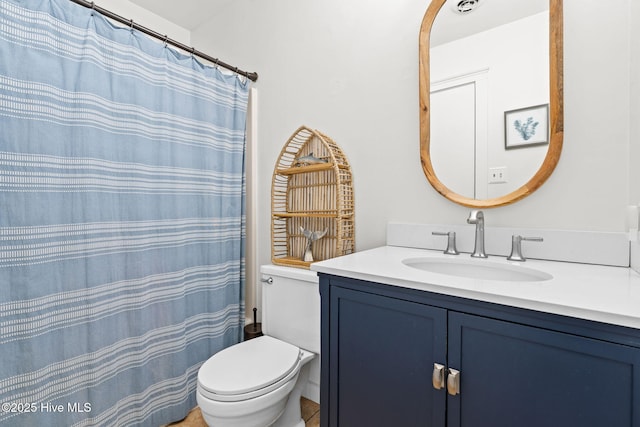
68 0 259 82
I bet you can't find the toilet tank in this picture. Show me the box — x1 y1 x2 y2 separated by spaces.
260 264 320 354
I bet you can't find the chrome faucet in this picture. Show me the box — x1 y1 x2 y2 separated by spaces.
507 235 543 262
467 210 487 258
432 231 460 255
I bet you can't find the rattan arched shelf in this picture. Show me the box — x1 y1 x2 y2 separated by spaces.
271 126 355 269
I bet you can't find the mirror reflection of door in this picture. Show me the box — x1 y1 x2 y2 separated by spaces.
431 71 488 199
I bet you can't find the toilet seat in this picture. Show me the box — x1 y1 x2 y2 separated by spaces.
198 336 302 402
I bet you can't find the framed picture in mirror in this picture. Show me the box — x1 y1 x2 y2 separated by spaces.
504 104 549 149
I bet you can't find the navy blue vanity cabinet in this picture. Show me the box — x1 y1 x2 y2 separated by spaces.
448 312 640 427
324 285 447 426
319 274 640 427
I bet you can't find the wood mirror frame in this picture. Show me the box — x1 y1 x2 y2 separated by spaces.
419 0 563 208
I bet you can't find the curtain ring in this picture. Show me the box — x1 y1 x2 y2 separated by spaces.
163 35 168 47
129 19 134 32
213 58 219 69
90 1 94 9
190 47 196 57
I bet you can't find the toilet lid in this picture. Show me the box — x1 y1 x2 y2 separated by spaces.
198 336 301 396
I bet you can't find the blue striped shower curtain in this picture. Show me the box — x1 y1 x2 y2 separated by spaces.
0 0 249 425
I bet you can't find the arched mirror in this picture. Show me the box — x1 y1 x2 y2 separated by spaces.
419 0 563 208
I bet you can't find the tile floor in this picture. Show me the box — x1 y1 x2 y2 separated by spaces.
167 397 320 427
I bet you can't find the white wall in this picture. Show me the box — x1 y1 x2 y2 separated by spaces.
190 0 637 269
629 0 640 271
631 0 640 207
95 0 190 45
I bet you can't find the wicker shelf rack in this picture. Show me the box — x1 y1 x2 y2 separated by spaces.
271 126 355 269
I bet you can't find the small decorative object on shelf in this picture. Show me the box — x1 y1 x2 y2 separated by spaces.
271 126 355 269
300 226 328 262
294 152 328 167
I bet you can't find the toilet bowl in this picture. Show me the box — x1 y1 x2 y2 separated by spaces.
197 265 320 427
197 336 314 427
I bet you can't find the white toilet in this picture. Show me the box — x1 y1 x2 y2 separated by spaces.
197 265 320 427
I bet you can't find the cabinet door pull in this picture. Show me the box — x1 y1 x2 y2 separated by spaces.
432 363 445 390
447 368 461 396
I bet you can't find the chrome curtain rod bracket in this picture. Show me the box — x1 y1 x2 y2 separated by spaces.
68 0 258 82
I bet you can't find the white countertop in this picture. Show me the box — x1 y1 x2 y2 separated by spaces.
311 246 640 330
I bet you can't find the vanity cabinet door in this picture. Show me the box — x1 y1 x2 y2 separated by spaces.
448 312 640 427
327 286 447 427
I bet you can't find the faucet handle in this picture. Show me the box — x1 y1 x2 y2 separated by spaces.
432 231 460 255
507 235 543 262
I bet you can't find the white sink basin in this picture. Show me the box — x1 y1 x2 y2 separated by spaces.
402 257 553 282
